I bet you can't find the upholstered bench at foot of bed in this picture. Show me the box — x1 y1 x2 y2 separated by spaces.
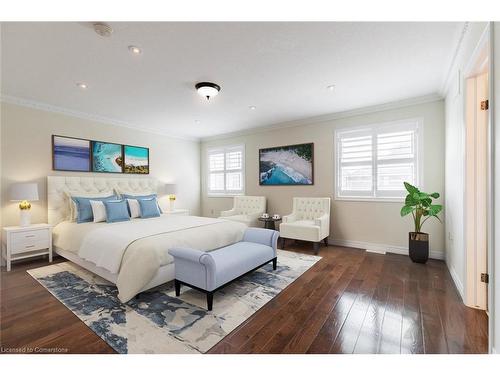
168 227 279 311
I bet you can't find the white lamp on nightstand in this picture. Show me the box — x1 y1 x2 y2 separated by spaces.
9 183 39 227
165 183 177 212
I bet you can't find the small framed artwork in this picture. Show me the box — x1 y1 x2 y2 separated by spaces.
259 142 314 185
52 135 91 172
124 145 149 174
91 141 123 173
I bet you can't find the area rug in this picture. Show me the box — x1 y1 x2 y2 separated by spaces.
27 250 320 354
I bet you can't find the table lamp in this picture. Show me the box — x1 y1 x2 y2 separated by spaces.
10 183 39 227
165 183 177 212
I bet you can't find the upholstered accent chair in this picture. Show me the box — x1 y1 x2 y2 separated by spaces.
279 197 331 254
218 196 266 227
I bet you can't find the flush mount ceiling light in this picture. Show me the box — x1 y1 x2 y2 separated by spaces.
93 22 113 37
195 82 221 100
128 45 142 55
76 82 88 89
249 106 257 110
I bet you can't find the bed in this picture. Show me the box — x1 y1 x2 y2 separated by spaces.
48 176 246 302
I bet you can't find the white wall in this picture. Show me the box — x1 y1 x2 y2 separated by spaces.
0 102 201 227
201 98 445 257
444 22 488 300
492 21 500 355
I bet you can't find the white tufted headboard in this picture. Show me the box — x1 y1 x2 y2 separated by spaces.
47 176 158 225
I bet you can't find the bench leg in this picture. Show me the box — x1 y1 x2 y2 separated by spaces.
174 279 181 296
272 257 277 270
323 237 328 246
206 292 214 311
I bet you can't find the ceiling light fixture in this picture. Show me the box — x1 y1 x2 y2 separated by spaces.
76 82 88 89
327 84 336 91
93 22 113 38
195 82 221 100
128 45 142 55
249 106 257 110
195 120 201 124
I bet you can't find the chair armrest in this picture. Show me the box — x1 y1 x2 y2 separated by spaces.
220 209 237 217
242 228 279 255
314 214 330 236
168 247 205 263
282 213 298 223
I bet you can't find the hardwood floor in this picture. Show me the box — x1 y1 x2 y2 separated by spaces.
0 245 488 354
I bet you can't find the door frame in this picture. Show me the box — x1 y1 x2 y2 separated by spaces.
462 22 494 353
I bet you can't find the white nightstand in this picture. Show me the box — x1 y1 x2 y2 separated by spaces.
164 209 189 216
1 224 53 271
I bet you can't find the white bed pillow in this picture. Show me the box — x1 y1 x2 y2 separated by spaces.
90 200 107 223
65 190 114 221
127 199 141 218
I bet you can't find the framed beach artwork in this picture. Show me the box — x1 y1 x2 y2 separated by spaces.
52 135 91 172
124 145 149 174
91 141 123 173
259 143 314 185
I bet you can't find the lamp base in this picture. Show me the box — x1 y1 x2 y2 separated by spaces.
19 210 32 227
169 199 175 212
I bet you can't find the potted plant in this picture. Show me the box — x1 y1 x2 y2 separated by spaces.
400 182 442 263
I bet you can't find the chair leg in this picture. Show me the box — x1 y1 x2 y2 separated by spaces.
313 242 320 255
323 237 328 246
272 257 277 270
207 292 214 311
174 279 181 296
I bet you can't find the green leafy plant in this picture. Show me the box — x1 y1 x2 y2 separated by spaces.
400 182 442 233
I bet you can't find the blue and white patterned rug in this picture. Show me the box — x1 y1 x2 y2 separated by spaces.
27 250 320 354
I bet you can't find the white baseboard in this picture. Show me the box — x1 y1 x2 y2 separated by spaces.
447 264 465 301
328 237 445 260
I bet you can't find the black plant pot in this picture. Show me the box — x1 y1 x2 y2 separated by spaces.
409 232 429 264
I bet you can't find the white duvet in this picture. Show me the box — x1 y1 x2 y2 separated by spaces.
53 215 246 302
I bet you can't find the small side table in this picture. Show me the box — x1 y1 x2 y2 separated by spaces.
258 217 282 230
1 224 53 272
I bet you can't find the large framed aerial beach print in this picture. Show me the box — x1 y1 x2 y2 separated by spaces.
92 141 123 173
259 143 314 185
124 145 150 174
52 135 91 172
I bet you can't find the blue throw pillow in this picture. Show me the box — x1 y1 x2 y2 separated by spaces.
122 193 163 213
138 198 161 218
72 195 117 223
104 199 131 223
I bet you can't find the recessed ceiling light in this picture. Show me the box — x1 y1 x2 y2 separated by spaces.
327 84 335 91
76 82 88 89
195 120 201 124
93 22 113 38
249 106 257 110
128 45 142 55
195 82 221 100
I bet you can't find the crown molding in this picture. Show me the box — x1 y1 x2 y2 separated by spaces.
0 95 200 142
201 93 443 142
439 22 470 96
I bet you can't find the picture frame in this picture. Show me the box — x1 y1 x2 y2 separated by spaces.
259 142 314 185
91 141 124 173
123 144 150 174
52 135 91 172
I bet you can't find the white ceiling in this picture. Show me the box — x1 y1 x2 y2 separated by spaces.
1 22 461 140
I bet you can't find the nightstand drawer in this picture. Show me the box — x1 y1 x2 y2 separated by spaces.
11 230 50 254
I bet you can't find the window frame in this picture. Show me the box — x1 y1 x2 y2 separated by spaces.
334 118 423 202
207 144 245 197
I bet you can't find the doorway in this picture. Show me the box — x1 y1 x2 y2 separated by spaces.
464 27 491 313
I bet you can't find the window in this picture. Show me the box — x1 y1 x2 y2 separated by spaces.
335 119 421 200
207 145 245 196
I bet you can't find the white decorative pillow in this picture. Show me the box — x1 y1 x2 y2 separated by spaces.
65 190 114 221
127 199 141 219
90 200 107 223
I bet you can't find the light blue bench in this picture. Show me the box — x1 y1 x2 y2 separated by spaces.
168 227 279 311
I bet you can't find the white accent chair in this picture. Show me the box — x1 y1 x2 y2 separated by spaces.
279 197 331 254
218 196 266 227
